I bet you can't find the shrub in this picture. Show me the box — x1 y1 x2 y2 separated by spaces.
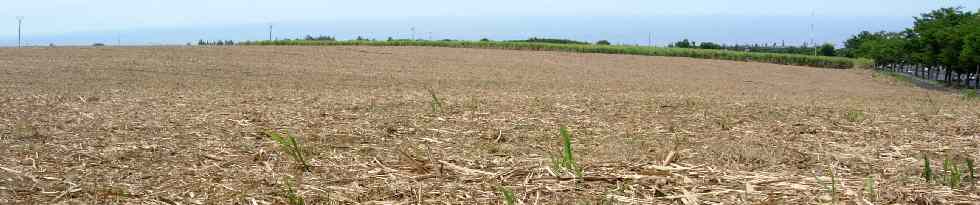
596 40 611 45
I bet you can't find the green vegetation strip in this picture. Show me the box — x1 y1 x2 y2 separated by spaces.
241 40 871 69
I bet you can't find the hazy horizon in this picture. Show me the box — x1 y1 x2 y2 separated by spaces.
2 0 978 47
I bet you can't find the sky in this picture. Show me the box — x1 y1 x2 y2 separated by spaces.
1 0 978 46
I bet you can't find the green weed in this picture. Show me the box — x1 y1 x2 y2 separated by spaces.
816 167 838 203
499 186 516 205
283 176 305 205
550 126 582 178
943 158 962 188
967 158 976 182
923 154 933 182
427 88 443 113
829 168 838 203
962 89 978 100
845 110 865 123
864 176 877 201
265 131 312 172
924 155 973 188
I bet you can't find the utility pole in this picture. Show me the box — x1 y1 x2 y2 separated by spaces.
810 10 817 56
117 33 121 46
268 24 273 41
17 16 23 48
648 32 653 47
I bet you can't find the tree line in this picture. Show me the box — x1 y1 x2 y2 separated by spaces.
291 36 615 45
843 7 980 88
667 39 837 57
198 40 236 46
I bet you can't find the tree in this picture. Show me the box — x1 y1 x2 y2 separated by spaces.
596 40 611 45
961 17 980 88
912 7 976 77
843 31 883 57
673 39 692 48
819 43 836 56
699 42 722 49
859 32 908 66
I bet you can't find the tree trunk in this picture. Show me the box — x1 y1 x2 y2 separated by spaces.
960 73 970 88
961 73 967 87
927 66 932 80
949 71 960 86
925 67 932 80
946 68 952 86
975 64 979 90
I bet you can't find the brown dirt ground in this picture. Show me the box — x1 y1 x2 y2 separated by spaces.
1 46 978 204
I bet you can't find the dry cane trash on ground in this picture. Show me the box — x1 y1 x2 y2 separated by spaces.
1 46 978 204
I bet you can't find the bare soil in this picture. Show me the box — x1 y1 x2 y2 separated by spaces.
1 46 978 204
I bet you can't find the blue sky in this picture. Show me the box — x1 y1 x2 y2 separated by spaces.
1 0 978 46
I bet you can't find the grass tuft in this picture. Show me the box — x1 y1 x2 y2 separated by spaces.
962 89 978 100
550 126 583 178
283 176 305 205
829 168 838 203
865 176 877 201
967 158 976 182
499 186 516 205
427 87 443 113
943 158 962 188
923 154 933 182
845 110 865 123
265 131 312 172
816 167 839 203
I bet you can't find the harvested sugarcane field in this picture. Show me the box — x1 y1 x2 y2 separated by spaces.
1 45 978 204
